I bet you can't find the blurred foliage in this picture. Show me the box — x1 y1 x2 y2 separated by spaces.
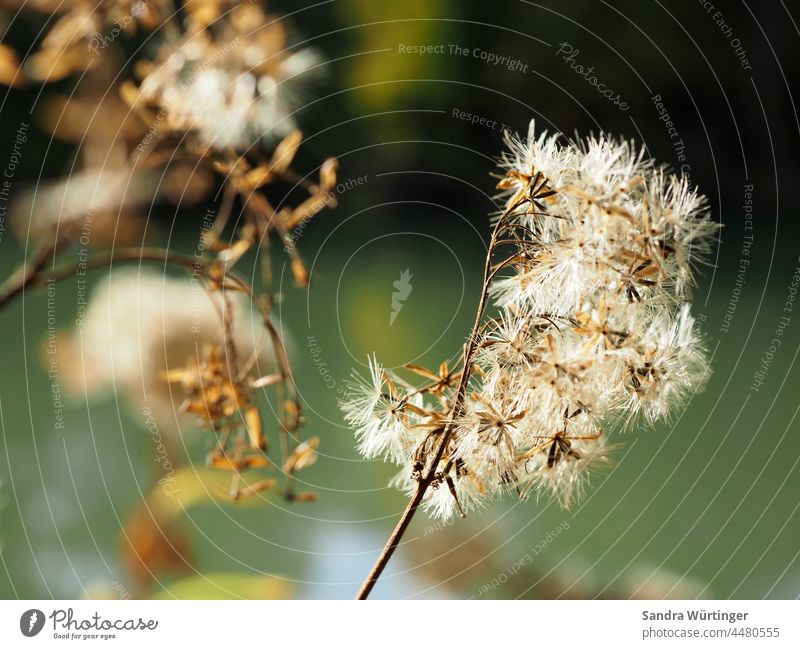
151 574 291 600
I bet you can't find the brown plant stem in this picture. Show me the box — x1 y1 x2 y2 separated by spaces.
0 246 200 310
355 214 508 600
0 245 297 410
0 240 60 309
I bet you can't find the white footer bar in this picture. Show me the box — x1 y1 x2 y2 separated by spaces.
1 600 797 647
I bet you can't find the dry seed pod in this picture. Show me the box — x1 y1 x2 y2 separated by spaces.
283 437 320 474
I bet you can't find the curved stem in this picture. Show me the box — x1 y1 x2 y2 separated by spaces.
355 215 507 600
0 239 59 309
355 485 428 600
0 246 200 310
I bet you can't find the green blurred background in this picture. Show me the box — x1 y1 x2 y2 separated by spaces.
0 0 798 599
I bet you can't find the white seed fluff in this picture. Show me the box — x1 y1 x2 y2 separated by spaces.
341 120 718 519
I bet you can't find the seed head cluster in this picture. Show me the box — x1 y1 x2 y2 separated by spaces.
341 120 718 520
135 3 317 149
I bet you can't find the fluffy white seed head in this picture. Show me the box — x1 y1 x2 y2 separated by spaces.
136 5 317 150
340 356 424 464
341 120 718 519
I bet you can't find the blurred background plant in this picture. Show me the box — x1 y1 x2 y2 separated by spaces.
0 0 798 599
0 0 337 598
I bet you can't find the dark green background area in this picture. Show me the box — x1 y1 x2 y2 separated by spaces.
0 0 798 598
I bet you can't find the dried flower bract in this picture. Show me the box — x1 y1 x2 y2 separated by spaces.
342 120 718 520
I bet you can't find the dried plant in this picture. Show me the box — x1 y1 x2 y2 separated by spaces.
53 268 269 422
0 1 337 506
342 120 719 598
132 2 318 150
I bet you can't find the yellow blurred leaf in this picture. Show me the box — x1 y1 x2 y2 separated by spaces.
152 573 292 600
149 466 279 521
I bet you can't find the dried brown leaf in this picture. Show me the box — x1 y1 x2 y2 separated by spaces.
283 436 319 474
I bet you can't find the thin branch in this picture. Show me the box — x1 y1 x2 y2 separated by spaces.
355 212 509 600
0 245 200 310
